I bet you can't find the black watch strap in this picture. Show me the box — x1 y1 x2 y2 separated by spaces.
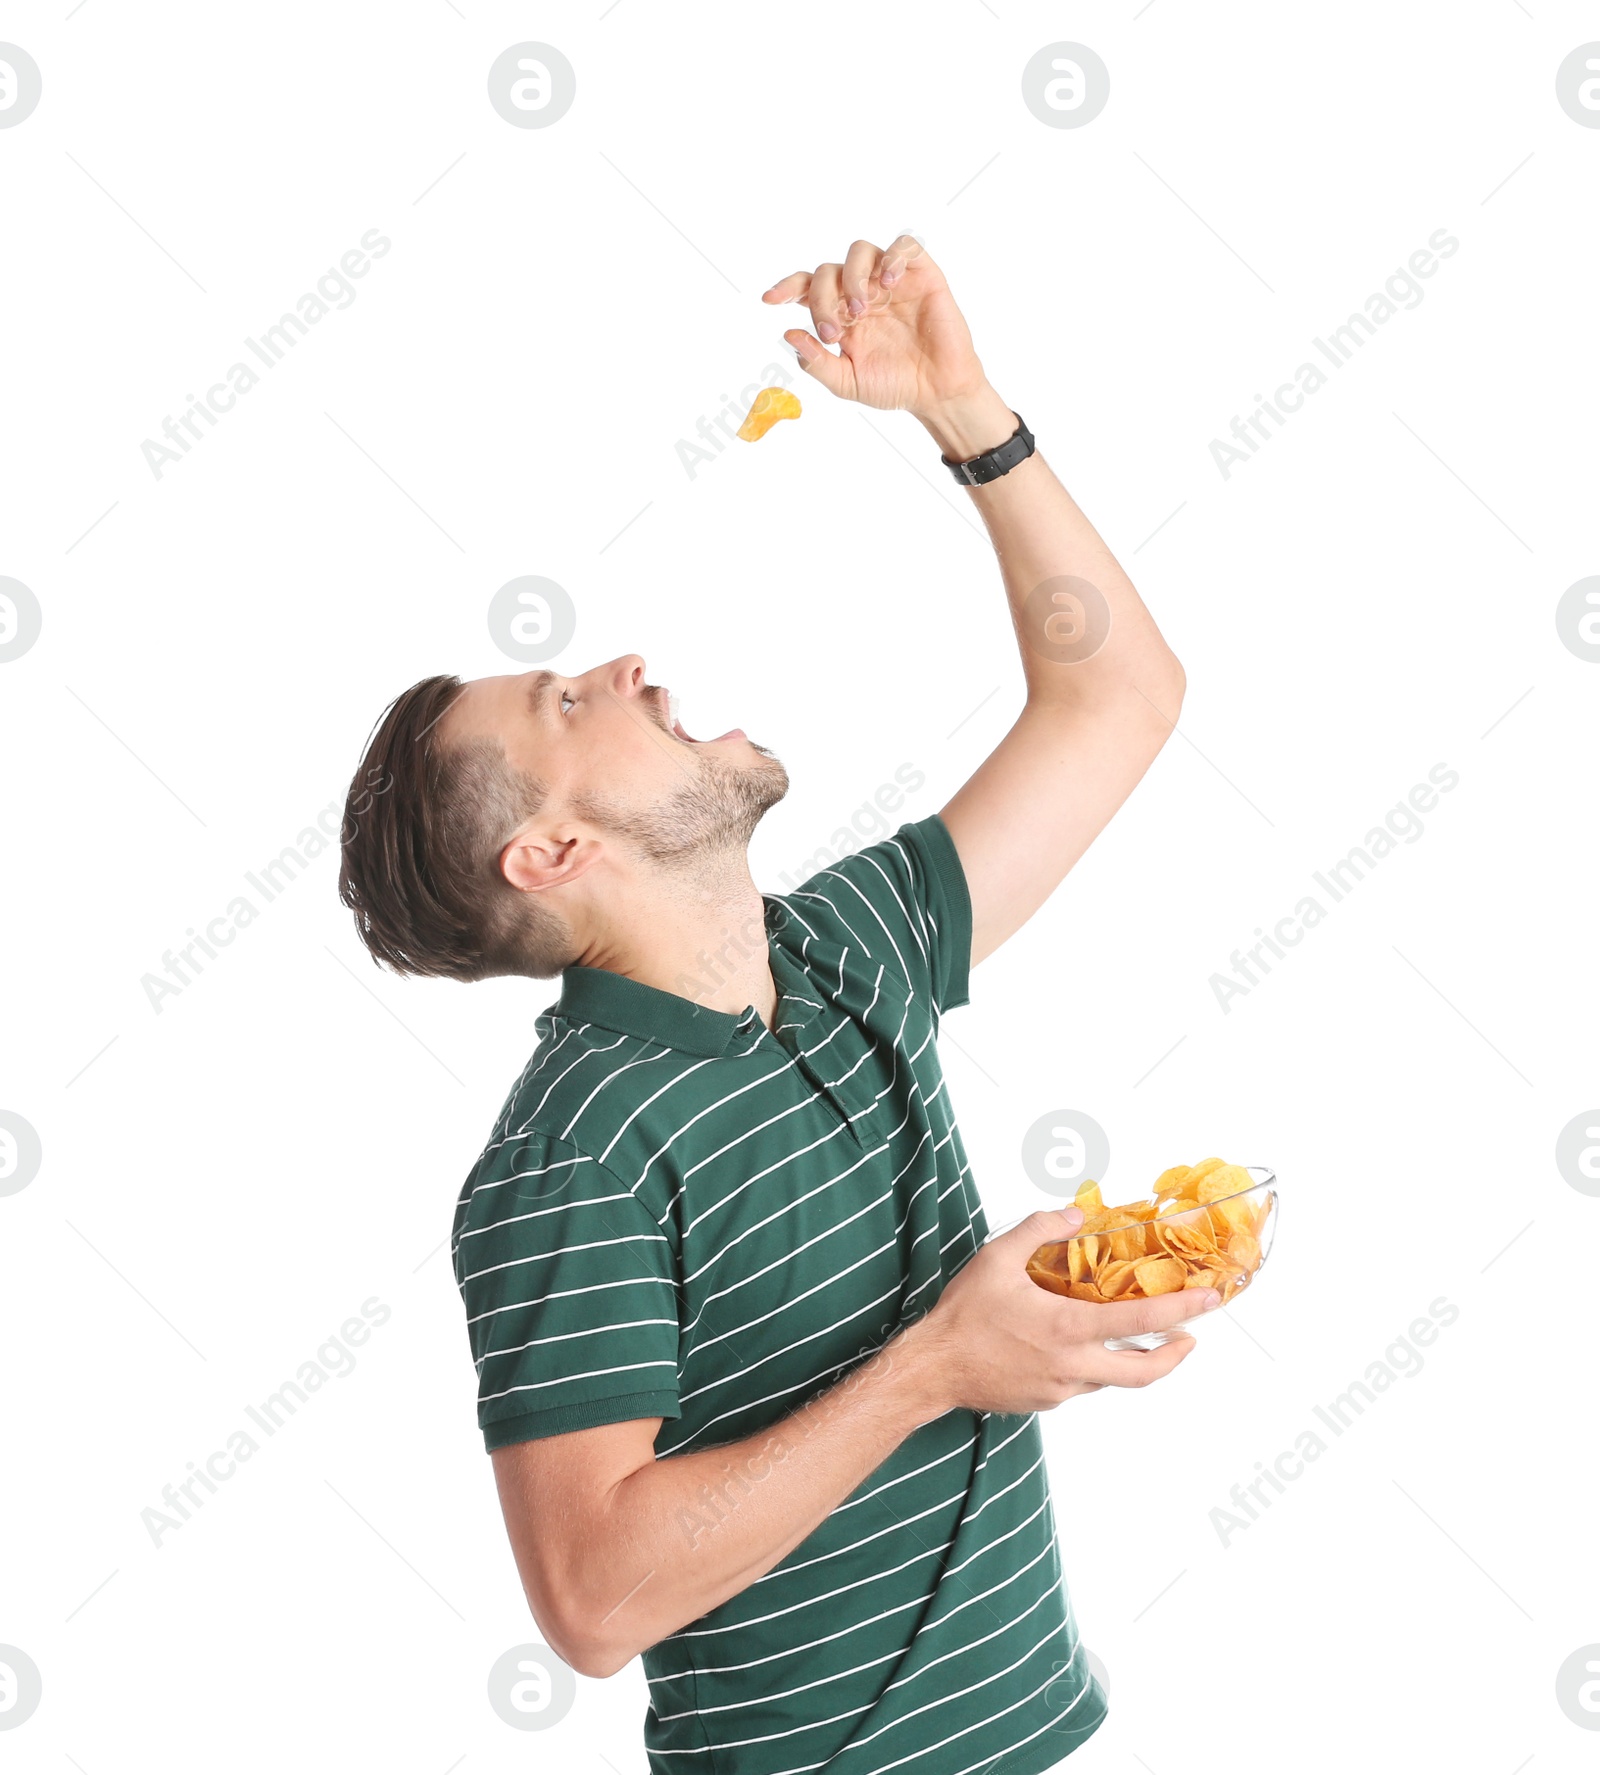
940 412 1034 486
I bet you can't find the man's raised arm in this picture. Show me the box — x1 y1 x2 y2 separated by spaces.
770 235 1186 969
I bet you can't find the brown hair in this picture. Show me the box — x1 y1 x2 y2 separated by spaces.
337 674 574 982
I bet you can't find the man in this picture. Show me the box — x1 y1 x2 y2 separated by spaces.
338 233 1214 1775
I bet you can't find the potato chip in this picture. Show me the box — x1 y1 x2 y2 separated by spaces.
1196 1163 1249 1198
1222 1197 1260 1235
736 386 802 442
1098 1259 1140 1299
1074 1180 1103 1210
1152 1165 1192 1197
1156 1214 1215 1260
1149 1227 1192 1263
1108 1223 1147 1262
1133 1255 1186 1296
1197 1167 1252 1220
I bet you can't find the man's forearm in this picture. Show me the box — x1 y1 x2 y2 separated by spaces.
917 386 1183 715
569 1316 951 1676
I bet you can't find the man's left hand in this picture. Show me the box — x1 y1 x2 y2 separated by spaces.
762 234 990 420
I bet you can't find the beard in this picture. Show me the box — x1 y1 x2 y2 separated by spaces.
574 740 790 870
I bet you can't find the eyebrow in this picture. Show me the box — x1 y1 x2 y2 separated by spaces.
527 670 558 716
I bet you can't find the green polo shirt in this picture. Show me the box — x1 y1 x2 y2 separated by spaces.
452 814 1107 1774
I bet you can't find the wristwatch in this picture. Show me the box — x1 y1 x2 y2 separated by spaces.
940 412 1034 486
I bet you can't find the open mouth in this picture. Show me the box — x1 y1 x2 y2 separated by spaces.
663 687 746 746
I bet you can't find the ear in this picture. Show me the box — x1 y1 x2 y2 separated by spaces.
499 826 599 896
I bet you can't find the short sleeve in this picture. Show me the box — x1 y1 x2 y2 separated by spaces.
451 1130 683 1452
788 813 973 1015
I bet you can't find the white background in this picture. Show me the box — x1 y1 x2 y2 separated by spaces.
2 4 1597 1771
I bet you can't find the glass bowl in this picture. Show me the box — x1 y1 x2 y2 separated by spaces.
1027 1165 1278 1351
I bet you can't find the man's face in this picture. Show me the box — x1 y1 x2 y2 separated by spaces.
442 653 789 868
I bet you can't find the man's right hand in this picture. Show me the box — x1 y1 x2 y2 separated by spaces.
904 1208 1221 1416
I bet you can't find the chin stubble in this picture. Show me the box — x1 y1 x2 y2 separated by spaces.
576 744 790 868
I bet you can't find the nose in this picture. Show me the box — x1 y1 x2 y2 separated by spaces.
597 654 647 696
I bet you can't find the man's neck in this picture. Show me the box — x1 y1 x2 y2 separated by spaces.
576 855 779 1029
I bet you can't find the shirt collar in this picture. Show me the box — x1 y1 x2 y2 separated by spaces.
554 902 826 1056
556 965 754 1057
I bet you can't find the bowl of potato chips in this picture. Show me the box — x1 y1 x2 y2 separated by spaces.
1027 1159 1277 1351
